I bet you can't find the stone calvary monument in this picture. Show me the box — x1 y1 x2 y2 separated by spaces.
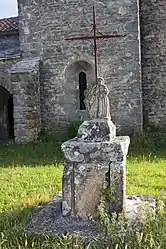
26 6 157 236
61 77 130 218
27 80 155 237
61 8 130 218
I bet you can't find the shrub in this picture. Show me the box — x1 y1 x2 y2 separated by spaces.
68 121 83 139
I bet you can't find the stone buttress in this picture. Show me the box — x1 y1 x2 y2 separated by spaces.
8 57 41 143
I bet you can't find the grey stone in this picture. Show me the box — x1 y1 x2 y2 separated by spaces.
27 196 102 242
62 118 130 218
0 34 20 60
8 57 40 73
140 0 166 128
9 58 41 143
26 194 157 242
85 77 111 119
125 195 156 225
77 119 116 142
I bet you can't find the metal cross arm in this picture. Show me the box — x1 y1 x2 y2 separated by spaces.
66 34 125 41
66 6 125 85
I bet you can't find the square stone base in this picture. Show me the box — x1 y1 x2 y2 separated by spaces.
62 136 130 218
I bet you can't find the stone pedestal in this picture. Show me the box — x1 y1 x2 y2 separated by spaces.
61 119 130 219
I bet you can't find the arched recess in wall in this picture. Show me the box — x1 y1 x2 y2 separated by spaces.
79 71 87 110
64 60 94 119
0 86 14 140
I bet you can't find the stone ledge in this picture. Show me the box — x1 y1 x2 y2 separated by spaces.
8 57 40 73
61 136 130 163
0 54 21 60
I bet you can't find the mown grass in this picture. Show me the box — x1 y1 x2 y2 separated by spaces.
127 155 166 197
127 132 166 198
0 133 166 248
0 165 63 212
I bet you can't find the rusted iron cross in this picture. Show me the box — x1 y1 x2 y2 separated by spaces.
66 6 125 85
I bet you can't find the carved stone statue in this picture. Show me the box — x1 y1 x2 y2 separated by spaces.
85 77 111 119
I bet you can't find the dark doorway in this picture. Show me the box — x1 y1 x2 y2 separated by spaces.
0 86 14 140
79 72 87 110
8 95 14 138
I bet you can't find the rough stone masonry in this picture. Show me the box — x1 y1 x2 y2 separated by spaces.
0 1 166 143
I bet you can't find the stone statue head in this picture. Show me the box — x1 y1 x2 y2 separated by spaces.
97 77 105 85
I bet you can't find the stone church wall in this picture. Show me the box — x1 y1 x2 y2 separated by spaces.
0 34 20 93
0 33 41 143
18 0 142 135
140 0 166 129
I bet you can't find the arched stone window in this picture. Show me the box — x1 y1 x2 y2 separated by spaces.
79 72 87 110
65 60 94 119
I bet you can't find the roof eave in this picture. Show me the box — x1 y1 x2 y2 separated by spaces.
0 30 19 37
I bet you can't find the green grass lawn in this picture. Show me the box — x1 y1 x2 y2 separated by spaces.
0 139 165 248
0 142 64 213
127 155 166 197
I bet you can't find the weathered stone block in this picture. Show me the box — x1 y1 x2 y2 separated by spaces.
61 119 130 219
77 119 116 142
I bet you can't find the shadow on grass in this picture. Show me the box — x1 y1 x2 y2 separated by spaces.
128 132 166 160
128 147 166 162
0 205 53 248
0 141 64 168
0 133 166 167
0 205 84 249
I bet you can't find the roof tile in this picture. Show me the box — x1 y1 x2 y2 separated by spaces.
0 17 18 34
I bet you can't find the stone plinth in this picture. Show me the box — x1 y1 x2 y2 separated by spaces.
61 119 130 219
77 119 116 142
